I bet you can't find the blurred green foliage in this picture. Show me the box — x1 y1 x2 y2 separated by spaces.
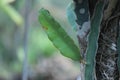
0 7 17 64
0 0 23 26
0 0 72 79
28 26 57 63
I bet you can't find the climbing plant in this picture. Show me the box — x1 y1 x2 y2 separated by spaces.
38 0 120 79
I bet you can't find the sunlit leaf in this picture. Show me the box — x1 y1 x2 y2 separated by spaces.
38 8 83 61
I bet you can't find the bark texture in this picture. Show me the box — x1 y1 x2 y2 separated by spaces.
95 0 120 79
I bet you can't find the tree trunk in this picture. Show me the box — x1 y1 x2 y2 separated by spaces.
77 0 120 79
95 0 120 79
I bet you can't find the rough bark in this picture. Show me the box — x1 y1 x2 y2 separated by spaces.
95 0 120 79
78 0 120 79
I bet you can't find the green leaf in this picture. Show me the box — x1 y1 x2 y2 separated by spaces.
85 1 105 80
66 2 78 31
67 0 90 31
38 8 83 61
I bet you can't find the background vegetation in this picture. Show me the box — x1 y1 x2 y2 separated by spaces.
0 0 80 80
